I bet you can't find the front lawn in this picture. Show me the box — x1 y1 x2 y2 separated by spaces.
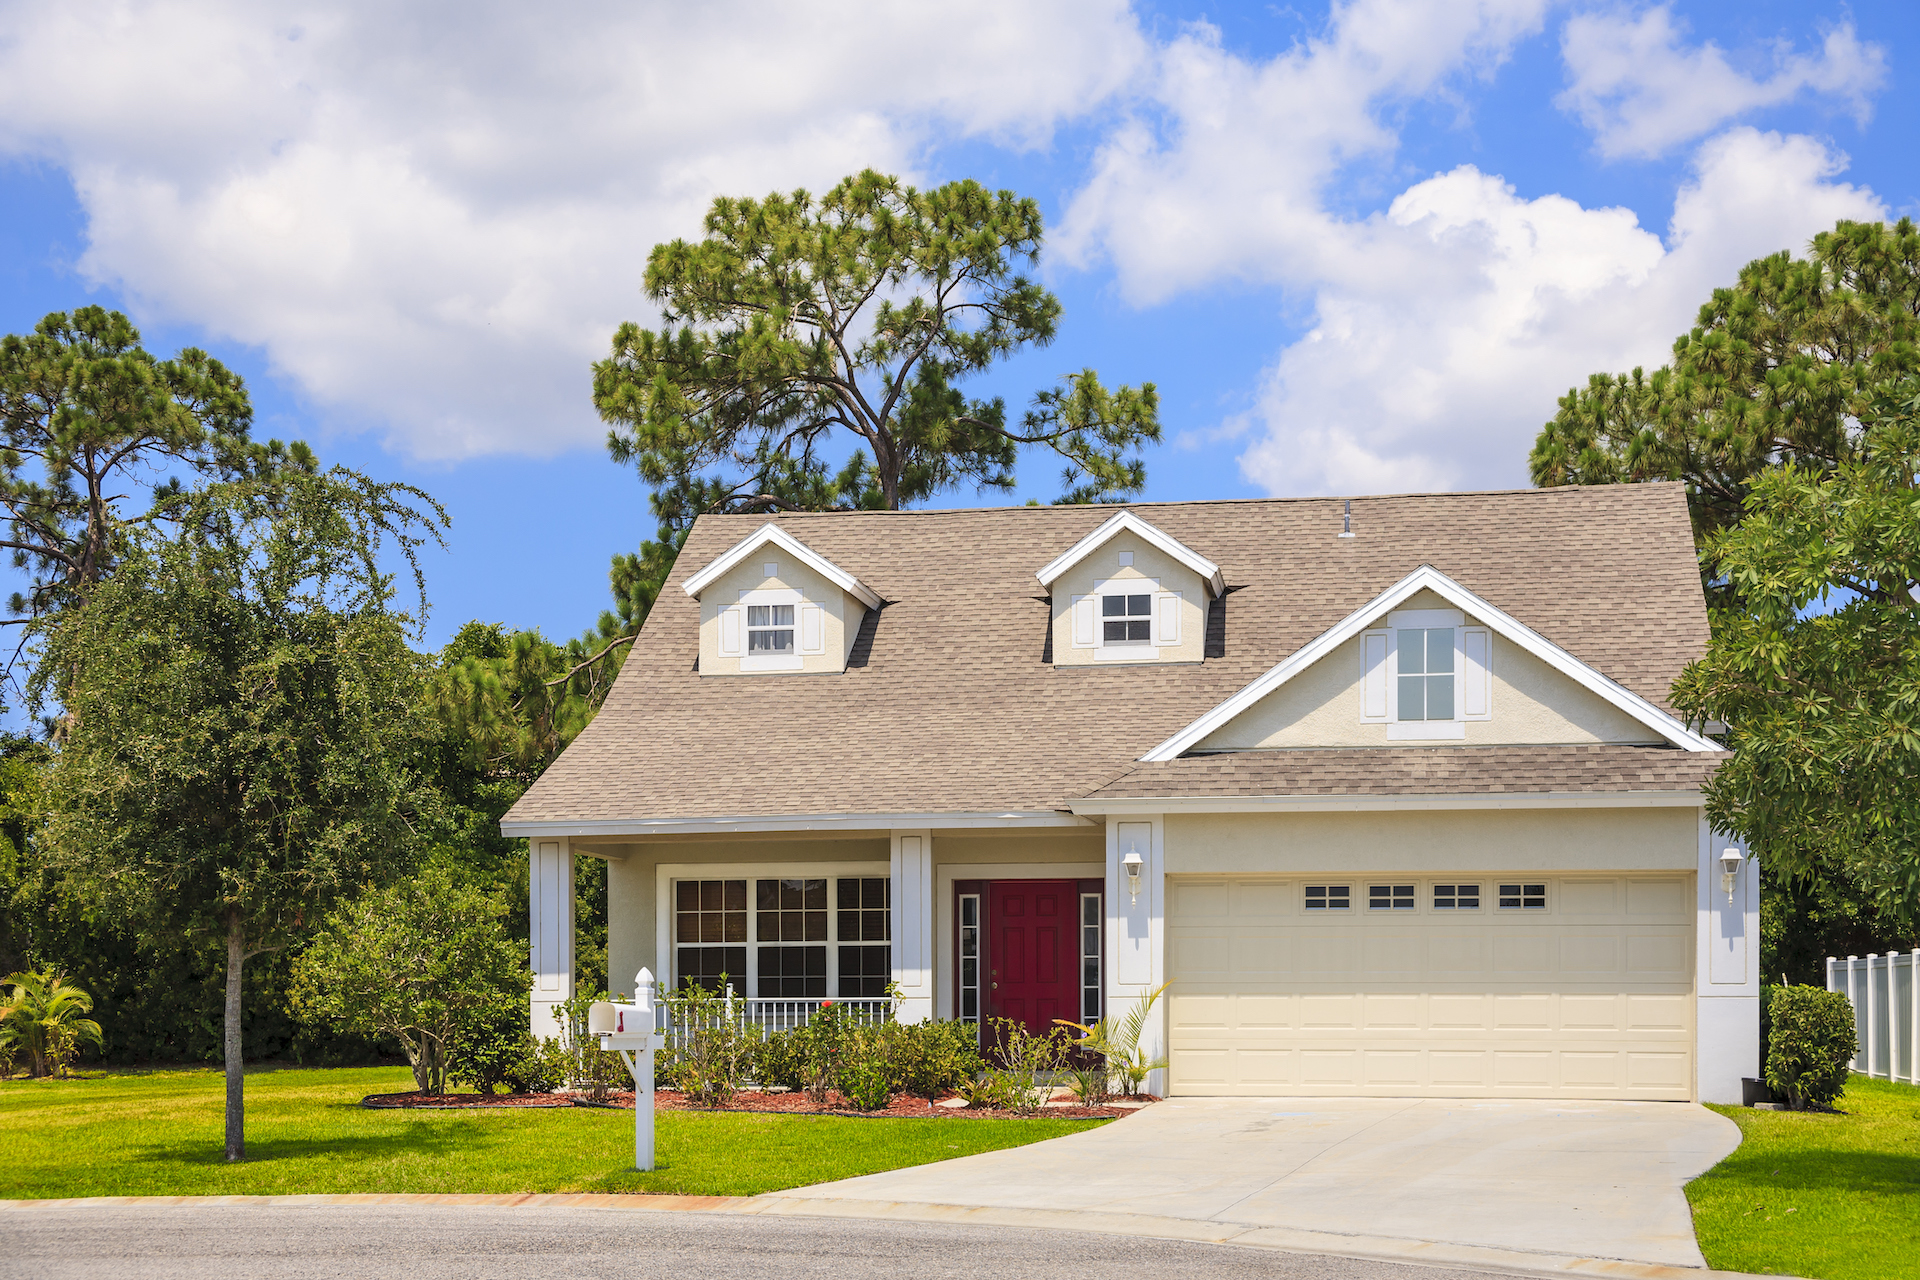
0 1065 1107 1199
1689 1076 1920 1280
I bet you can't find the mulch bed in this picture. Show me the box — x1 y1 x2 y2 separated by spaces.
362 1087 1155 1119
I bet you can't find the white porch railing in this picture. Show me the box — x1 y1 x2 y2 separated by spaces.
651 993 894 1047
1827 951 1920 1085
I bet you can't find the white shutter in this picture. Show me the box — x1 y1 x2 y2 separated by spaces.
1154 592 1180 645
799 604 823 654
1361 629 1389 720
1072 595 1096 648
718 605 743 656
1461 626 1492 719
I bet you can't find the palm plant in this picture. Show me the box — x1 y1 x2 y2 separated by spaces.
1 970 104 1077
1055 982 1169 1098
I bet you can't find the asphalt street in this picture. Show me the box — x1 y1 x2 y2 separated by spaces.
2 1203 1519 1280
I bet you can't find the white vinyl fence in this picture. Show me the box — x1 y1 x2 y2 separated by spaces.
1827 950 1920 1085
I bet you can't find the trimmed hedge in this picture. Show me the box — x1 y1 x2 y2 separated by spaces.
1763 984 1856 1110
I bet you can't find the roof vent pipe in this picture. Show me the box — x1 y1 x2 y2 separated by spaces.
1339 499 1354 539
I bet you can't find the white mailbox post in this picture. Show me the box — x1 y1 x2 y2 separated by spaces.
590 968 664 1173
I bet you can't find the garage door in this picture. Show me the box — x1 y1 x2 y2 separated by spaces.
1166 875 1694 1100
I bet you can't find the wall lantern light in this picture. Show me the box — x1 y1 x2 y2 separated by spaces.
1719 846 1745 905
1122 844 1144 905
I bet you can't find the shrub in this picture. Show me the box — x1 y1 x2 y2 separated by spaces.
752 1027 808 1091
1764 984 1856 1110
290 863 528 1096
987 1017 1073 1115
839 1054 893 1110
1 971 104 1078
1057 982 1167 1097
663 979 758 1107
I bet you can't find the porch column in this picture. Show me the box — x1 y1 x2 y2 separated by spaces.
1106 815 1166 1095
529 837 575 1039
1695 816 1759 1104
890 829 934 1023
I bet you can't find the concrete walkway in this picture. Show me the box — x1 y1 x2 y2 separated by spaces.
749 1097 1744 1274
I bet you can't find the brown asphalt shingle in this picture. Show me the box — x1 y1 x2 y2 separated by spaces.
504 483 1712 824
1084 745 1727 800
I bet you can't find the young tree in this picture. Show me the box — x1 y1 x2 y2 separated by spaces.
1671 377 1920 925
291 862 527 1095
31 466 446 1159
1531 218 1920 546
594 169 1162 515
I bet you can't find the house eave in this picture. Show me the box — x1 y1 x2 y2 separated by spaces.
1068 788 1706 815
500 809 1095 839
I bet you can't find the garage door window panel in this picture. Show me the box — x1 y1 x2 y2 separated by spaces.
1499 883 1548 910
1304 885 1351 910
1433 884 1481 910
1368 884 1415 910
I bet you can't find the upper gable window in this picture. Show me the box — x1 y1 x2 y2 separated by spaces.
1102 593 1154 646
1396 626 1455 720
1362 608 1490 740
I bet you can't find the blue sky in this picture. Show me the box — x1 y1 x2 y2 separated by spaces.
0 0 1913 659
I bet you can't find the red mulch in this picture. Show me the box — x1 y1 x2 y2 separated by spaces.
361 1087 1155 1119
361 1091 574 1109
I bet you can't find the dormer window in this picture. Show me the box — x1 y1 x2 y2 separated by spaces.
1102 594 1153 645
747 604 795 654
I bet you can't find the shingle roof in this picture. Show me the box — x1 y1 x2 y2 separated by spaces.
504 483 1711 824
1082 745 1727 800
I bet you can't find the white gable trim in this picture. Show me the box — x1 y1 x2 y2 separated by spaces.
682 522 883 611
1036 510 1226 597
1139 564 1720 760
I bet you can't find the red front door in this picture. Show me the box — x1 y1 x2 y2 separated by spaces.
987 879 1079 1036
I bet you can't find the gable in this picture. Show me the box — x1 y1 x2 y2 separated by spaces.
696 553 863 676
1196 590 1664 750
1048 527 1210 666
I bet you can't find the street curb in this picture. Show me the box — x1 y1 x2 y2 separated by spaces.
734 1195 1802 1280
0 1192 1805 1280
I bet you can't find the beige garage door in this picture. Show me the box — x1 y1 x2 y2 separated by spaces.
1166 875 1694 1100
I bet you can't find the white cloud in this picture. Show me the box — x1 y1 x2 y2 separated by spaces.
0 0 1145 459
1237 128 1885 496
1557 6 1888 160
1048 2 1885 499
1056 0 1554 303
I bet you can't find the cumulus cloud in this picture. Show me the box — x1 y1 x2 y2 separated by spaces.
0 0 1146 458
1238 129 1885 496
1055 0 1554 303
1051 2 1886 498
1557 6 1888 160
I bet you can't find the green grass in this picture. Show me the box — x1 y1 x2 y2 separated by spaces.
1689 1076 1920 1280
0 1065 1107 1199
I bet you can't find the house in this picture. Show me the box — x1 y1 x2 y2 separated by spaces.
501 484 1761 1103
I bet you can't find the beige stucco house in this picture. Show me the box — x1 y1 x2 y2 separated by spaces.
502 484 1760 1102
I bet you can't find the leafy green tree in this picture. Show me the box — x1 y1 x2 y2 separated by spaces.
291 861 527 1096
0 308 298 645
1532 218 1920 547
1671 377 1920 925
0 969 102 1077
594 169 1161 515
30 466 445 1159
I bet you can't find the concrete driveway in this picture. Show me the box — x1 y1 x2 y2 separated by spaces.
749 1098 1744 1273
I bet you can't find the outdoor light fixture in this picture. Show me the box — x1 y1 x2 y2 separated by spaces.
1720 846 1745 905
1123 844 1144 904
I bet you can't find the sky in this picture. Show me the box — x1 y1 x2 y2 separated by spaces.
0 0 1913 657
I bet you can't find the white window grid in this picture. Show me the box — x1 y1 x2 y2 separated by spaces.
672 874 890 998
746 603 795 654
1101 592 1153 645
1368 884 1416 910
1304 885 1351 910
957 893 981 1027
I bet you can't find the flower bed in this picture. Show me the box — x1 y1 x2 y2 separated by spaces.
361 1087 1155 1119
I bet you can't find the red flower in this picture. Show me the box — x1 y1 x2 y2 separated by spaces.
820 1000 834 1008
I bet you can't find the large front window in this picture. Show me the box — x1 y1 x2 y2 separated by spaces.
675 875 889 997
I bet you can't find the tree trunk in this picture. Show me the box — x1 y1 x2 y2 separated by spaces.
224 909 246 1162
